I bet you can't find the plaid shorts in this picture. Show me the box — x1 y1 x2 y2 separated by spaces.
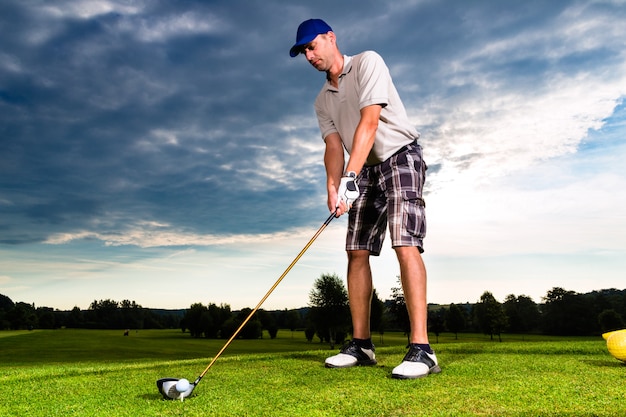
346 141 427 255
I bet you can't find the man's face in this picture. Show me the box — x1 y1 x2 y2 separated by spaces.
302 33 335 72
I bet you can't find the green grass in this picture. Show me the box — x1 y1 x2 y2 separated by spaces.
1 329 624 416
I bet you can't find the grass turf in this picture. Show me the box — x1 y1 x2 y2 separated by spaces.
1 329 624 416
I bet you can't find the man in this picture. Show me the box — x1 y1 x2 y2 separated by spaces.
290 19 441 379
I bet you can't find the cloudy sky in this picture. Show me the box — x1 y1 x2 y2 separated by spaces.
1 0 625 311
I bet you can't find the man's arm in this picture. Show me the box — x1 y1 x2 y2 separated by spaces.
325 104 382 216
324 132 345 214
345 104 382 175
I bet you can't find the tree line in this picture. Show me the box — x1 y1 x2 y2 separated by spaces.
406 284 625 341
0 295 182 330
2 278 625 344
178 276 626 346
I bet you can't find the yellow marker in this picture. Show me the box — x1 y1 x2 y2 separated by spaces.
603 329 626 362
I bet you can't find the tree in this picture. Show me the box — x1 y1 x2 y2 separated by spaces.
283 309 302 338
88 299 122 329
429 307 446 343
182 303 208 338
0 293 14 311
8 302 38 330
234 308 263 339
65 306 85 328
308 273 350 349
304 326 316 342
0 293 15 330
181 302 231 338
542 287 595 335
370 289 386 344
258 310 279 339
474 292 508 341
36 307 56 329
388 276 410 343
445 303 466 339
598 309 625 333
503 294 540 333
120 299 144 330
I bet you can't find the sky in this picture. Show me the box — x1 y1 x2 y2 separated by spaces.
1 0 625 311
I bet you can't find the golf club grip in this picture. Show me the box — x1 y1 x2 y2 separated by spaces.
197 210 337 379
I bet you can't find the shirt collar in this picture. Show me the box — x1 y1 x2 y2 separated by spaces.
341 55 353 78
325 55 352 89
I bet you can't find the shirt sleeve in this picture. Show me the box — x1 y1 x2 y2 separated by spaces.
356 51 390 110
315 93 338 141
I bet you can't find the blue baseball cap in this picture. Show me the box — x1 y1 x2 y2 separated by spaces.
289 19 333 57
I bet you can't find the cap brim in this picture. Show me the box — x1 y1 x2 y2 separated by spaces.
289 34 317 57
289 46 301 58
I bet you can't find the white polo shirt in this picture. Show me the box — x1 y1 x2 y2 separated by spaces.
314 51 420 166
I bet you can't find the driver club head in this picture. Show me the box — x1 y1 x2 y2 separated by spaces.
156 377 196 401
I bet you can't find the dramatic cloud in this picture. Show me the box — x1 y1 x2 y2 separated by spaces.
1 0 624 309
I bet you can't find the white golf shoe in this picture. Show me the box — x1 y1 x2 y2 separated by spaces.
391 344 441 379
325 340 377 368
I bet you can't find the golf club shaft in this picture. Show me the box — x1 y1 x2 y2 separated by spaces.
195 210 337 383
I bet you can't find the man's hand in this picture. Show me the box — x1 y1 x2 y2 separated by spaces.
336 171 359 211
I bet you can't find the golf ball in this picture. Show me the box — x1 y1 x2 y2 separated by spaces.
175 378 190 393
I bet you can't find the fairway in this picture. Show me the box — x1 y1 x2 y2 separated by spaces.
1 329 624 416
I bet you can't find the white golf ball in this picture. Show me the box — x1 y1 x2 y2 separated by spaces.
175 378 190 393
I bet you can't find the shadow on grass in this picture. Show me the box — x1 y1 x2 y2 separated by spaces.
583 359 626 368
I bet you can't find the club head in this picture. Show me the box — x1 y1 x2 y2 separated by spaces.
156 377 196 401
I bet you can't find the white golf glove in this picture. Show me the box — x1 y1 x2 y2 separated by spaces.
336 171 359 209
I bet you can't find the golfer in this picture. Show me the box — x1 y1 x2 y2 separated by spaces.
290 19 440 379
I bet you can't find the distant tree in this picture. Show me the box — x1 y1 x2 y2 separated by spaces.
429 307 446 343
445 303 466 339
284 309 302 338
181 302 232 338
308 273 350 349
304 326 316 342
0 293 14 311
370 289 386 344
234 308 263 339
542 287 595 335
120 299 144 329
388 276 410 343
598 309 625 333
503 294 541 333
588 289 626 326
220 317 239 339
259 310 279 339
139 310 163 329
183 303 208 338
0 293 14 329
218 311 260 340
474 292 508 341
205 303 230 338
65 306 85 328
214 304 232 336
36 307 56 329
199 310 215 338
88 299 122 329
255 309 274 338
8 302 38 330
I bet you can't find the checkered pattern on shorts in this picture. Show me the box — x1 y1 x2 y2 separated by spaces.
346 141 427 256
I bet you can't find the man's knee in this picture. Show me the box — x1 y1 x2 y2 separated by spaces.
394 245 422 258
347 249 370 263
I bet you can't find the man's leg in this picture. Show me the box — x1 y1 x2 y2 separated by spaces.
392 245 441 378
347 249 373 339
324 249 377 368
394 246 428 343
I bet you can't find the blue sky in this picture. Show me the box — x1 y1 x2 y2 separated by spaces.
1 0 625 310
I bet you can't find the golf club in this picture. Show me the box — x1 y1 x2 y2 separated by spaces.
157 209 337 400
